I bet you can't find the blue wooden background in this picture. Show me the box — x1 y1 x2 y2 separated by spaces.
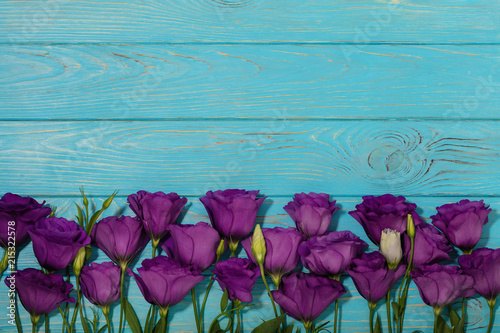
1 0 499 332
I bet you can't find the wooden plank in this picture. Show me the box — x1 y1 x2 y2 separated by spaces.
1 0 499 43
1 44 500 120
2 196 498 332
0 120 498 196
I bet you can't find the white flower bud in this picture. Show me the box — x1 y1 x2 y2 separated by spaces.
380 229 403 270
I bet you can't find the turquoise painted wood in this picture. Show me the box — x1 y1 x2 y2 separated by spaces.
1 45 500 120
0 121 498 196
1 0 499 43
1 0 499 332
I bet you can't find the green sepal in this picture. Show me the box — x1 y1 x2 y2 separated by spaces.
220 289 229 312
251 313 285 333
374 314 382 333
124 297 143 333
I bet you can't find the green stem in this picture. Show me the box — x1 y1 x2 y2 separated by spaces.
103 309 112 333
191 288 201 333
31 316 39 333
368 302 376 333
303 322 312 333
236 308 241 333
159 307 169 333
487 299 496 333
333 299 339 333
45 315 48 333
433 313 438 333
118 266 126 333
258 264 278 318
76 278 87 333
386 291 392 333
58 307 70 333
152 239 159 258
399 275 411 333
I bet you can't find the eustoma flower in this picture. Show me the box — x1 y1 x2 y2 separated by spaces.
80 262 121 308
0 193 51 249
27 217 91 272
459 247 500 332
200 189 266 254
411 264 475 316
284 192 339 238
272 272 346 332
4 268 74 326
298 230 367 279
127 191 187 252
349 194 422 245
212 257 260 303
129 256 204 309
91 216 149 269
431 199 491 254
379 229 403 270
162 221 220 271
403 223 452 268
242 226 305 286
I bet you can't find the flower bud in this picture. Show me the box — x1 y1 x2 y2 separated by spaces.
380 229 403 270
102 191 118 210
251 224 266 266
73 246 87 277
216 239 226 259
407 214 415 239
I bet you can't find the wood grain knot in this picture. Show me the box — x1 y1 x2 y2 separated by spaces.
368 146 404 172
209 0 254 8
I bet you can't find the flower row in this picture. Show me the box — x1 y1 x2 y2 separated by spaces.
0 190 496 333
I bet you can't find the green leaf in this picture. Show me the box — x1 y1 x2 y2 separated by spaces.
251 314 285 333
144 305 154 333
124 298 143 333
454 311 466 333
436 314 452 333
80 316 91 333
392 301 401 318
75 203 84 227
448 305 460 327
153 316 166 333
314 321 330 330
284 323 294 333
97 324 108 333
208 318 225 333
374 314 382 333
87 210 102 233
220 289 229 312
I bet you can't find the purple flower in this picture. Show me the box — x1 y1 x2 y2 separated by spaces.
299 231 367 278
128 256 204 310
161 222 220 271
80 262 121 307
347 251 405 304
200 189 266 243
411 264 476 314
127 191 187 243
349 194 422 245
459 248 500 302
403 223 452 268
272 272 346 327
4 268 74 319
0 193 51 248
27 217 91 272
431 200 491 254
284 192 339 238
91 216 149 268
212 258 260 302
242 227 305 285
